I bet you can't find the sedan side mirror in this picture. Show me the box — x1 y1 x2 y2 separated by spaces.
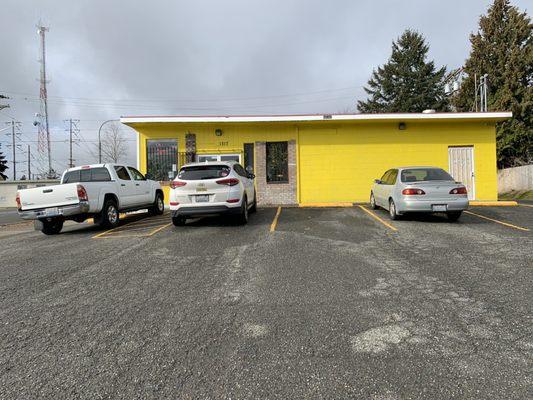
374 179 382 184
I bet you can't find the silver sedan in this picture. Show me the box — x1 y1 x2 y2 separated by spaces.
370 167 469 221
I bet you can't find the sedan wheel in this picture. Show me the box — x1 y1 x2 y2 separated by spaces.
370 192 378 209
389 199 399 220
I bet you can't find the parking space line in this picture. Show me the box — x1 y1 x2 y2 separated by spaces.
270 207 282 232
357 205 398 232
148 223 172 236
464 210 530 232
518 204 533 208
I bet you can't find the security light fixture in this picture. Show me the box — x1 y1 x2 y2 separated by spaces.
215 129 223 137
398 122 406 131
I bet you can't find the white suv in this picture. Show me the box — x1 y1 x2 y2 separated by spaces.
169 161 256 226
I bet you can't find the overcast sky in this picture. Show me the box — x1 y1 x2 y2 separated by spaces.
0 0 530 178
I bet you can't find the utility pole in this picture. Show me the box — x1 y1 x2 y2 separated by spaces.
5 120 22 180
64 119 80 168
37 24 52 177
27 145 31 180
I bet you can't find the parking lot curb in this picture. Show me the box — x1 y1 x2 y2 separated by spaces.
299 202 353 208
469 201 518 206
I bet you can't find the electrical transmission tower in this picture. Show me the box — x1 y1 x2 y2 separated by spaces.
64 119 80 168
37 24 53 177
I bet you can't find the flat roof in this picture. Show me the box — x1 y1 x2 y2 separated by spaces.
120 112 512 124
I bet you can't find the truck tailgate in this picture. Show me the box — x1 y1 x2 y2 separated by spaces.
19 184 80 210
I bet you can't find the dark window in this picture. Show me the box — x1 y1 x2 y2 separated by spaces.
127 167 146 181
400 168 453 183
178 165 230 180
80 169 91 182
63 170 80 183
380 170 392 183
114 166 131 180
147 139 178 181
266 142 288 183
233 164 247 177
62 167 111 183
387 170 398 185
244 143 254 172
90 167 112 182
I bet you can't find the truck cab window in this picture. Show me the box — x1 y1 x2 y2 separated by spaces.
114 166 131 180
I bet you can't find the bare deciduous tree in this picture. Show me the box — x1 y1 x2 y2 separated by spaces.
100 123 128 163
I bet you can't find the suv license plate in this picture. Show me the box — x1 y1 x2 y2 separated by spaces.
432 204 447 212
45 207 61 217
196 195 209 203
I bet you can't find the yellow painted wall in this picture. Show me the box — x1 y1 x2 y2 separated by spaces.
129 119 498 203
298 121 497 202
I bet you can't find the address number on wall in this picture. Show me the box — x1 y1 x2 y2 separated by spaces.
219 141 229 146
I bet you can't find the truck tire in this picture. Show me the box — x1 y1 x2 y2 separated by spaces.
149 192 165 216
100 199 120 228
41 218 64 235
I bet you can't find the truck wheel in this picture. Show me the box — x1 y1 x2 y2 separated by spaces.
41 218 64 235
237 196 249 225
100 199 120 228
172 216 186 226
149 192 165 216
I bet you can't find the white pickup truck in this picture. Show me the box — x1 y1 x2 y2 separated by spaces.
16 164 164 235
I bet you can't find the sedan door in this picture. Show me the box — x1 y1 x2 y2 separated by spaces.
381 169 398 207
374 170 391 207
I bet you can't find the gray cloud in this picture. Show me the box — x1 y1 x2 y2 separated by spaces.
0 0 530 176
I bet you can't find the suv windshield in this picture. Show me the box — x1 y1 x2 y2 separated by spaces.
178 165 230 180
401 168 453 183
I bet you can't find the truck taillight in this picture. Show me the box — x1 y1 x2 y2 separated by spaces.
216 178 239 186
402 188 426 195
450 187 467 195
170 181 187 189
15 193 21 210
77 184 88 201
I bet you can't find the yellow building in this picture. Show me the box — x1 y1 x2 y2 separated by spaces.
121 112 511 205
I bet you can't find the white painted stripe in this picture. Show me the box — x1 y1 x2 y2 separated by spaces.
120 112 512 125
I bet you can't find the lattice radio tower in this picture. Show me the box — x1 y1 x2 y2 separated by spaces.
37 24 52 177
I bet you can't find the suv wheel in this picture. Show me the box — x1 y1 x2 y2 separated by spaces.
172 216 186 226
101 199 120 228
389 199 399 220
249 191 257 213
41 218 63 235
238 196 249 225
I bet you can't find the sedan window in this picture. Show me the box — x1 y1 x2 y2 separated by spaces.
401 168 453 182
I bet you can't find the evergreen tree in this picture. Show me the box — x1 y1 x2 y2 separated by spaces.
357 29 448 113
452 0 532 168
0 150 8 180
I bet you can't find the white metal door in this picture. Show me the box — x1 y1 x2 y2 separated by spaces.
448 146 475 200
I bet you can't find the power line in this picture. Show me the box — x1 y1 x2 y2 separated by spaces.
64 119 80 167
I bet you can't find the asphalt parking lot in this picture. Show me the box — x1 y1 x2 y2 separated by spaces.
0 205 531 399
